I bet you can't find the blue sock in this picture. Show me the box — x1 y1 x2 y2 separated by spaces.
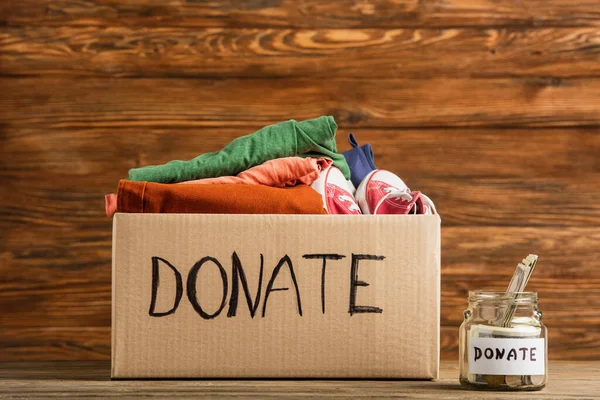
342 133 377 188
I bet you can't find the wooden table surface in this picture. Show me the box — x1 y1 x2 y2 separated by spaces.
0 361 598 399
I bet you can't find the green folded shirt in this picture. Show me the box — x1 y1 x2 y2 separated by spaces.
127 116 351 183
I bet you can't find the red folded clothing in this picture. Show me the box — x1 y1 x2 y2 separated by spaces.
106 180 327 216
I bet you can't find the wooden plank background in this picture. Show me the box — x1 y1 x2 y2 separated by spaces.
1 0 599 361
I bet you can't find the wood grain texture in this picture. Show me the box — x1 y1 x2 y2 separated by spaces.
2 127 599 182
442 327 600 361
3 26 600 78
2 0 600 363
2 127 600 229
0 328 111 360
1 126 599 357
1 361 600 398
2 326 600 362
2 77 600 128
2 227 599 327
1 0 600 28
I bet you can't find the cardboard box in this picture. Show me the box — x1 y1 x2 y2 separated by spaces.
111 213 441 378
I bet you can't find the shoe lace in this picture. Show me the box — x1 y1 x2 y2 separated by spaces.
337 195 361 212
374 187 414 215
420 193 437 215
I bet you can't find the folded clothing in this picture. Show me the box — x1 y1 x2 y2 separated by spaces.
106 180 328 217
179 157 331 187
342 133 377 188
127 116 350 183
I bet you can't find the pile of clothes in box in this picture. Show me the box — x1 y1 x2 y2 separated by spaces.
105 116 437 216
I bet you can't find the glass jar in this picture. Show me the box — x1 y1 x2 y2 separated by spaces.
459 291 547 391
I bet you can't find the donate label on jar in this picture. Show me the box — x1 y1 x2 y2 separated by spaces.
469 337 545 375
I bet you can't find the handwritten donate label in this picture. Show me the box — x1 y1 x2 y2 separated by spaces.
148 252 385 319
469 337 545 375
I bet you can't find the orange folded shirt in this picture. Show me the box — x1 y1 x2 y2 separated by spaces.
179 157 331 187
106 180 327 217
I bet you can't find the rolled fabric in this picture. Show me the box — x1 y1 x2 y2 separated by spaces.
179 157 331 187
106 180 327 217
126 116 350 183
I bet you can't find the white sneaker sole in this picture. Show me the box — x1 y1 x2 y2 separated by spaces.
355 170 378 214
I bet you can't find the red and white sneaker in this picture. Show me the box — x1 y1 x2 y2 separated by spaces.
311 166 362 214
355 170 424 215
